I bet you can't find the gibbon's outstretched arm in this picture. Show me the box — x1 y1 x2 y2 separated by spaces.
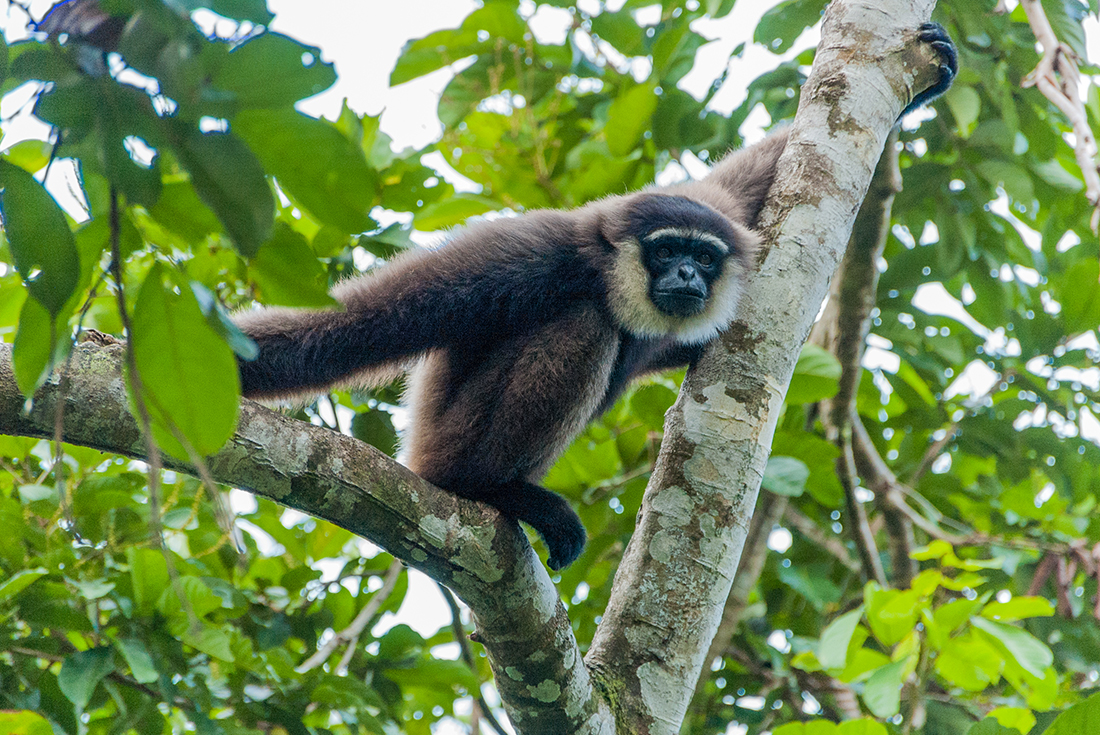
236 209 603 399
234 21 957 570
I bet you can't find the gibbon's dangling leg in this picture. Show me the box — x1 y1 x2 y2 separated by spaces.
234 21 957 570
402 304 618 570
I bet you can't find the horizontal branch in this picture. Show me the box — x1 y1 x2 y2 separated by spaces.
0 342 612 735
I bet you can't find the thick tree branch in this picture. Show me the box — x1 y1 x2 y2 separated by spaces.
0 342 612 735
585 2 943 731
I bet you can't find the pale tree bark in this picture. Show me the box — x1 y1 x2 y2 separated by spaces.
0 1 945 732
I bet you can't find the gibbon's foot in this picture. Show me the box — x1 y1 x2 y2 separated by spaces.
904 21 958 116
493 481 587 571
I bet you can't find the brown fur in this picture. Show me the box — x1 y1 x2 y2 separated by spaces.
234 130 790 568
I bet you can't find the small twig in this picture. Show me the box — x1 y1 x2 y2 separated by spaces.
1019 0 1100 234
438 583 509 735
298 559 404 674
782 504 861 574
907 425 957 488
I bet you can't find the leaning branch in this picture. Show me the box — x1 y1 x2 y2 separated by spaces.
585 1 942 730
0 343 611 735
1018 0 1100 229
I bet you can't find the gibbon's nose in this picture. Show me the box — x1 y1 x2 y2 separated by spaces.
678 263 696 282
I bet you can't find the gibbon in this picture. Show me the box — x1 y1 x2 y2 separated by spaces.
235 23 956 570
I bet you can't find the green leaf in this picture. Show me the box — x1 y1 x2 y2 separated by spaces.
162 0 273 23
58 647 115 712
130 264 240 459
12 296 60 396
251 223 338 308
351 409 398 457
1044 691 1100 735
987 707 1037 735
413 193 502 231
762 456 810 497
158 576 223 619
785 343 841 404
233 109 377 234
629 383 678 430
128 547 170 616
169 124 273 257
981 596 1055 622
0 712 51 735
866 587 921 646
116 639 159 684
818 607 863 669
971 617 1053 678
213 32 336 108
837 721 889 735
862 659 906 717
0 567 47 603
605 82 658 157
754 0 827 53
0 160 80 315
945 86 981 138
2 139 52 172
967 719 1020 735
1059 259 1100 335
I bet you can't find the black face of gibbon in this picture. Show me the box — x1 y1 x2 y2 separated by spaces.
629 195 738 318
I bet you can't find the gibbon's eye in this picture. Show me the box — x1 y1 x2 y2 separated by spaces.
696 252 713 266
656 246 672 260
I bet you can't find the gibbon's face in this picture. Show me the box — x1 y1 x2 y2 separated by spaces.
640 225 732 318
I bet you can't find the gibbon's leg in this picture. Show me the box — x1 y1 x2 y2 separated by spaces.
405 304 619 569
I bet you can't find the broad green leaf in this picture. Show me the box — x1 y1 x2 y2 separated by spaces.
116 639 159 684
0 567 47 602
862 659 907 717
754 0 827 54
837 721 889 735
786 343 842 404
58 647 115 712
630 383 678 430
762 456 810 497
866 588 920 646
251 223 337 307
351 409 398 457
69 578 115 600
0 160 80 315
158 576 223 619
147 178 223 244
1044 691 1100 735
1 139 52 172
213 32 336 108
605 82 658 157
987 707 1037 735
1059 259 1100 335
162 0 273 23
0 712 51 735
413 193 502 231
818 607 863 669
12 296 60 396
128 547 170 616
130 264 240 459
169 125 273 257
981 596 1055 622
945 86 981 138
971 617 1053 678
966 719 1019 735
233 109 376 235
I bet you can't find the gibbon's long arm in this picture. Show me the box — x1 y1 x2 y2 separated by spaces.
236 210 603 399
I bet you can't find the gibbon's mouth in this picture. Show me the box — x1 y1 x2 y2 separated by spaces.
653 289 707 317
